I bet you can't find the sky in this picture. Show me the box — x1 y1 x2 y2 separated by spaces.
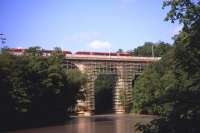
0 0 182 52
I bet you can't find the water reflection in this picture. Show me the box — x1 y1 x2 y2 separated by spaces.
116 116 128 133
74 117 95 133
8 114 154 133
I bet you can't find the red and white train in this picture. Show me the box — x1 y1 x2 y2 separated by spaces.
7 48 130 57
75 51 130 56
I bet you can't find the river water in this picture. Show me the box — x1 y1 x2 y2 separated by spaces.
8 114 154 133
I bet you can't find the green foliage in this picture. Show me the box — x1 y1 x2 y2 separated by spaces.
0 47 86 131
132 50 176 115
0 53 16 114
129 41 172 57
163 0 200 27
135 0 200 132
24 46 43 56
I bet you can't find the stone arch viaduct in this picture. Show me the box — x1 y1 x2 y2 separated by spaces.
64 54 160 115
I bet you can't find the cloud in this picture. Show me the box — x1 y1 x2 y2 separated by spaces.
66 32 101 42
88 40 111 50
16 46 24 49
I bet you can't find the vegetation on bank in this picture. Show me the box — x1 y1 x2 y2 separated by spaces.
132 0 200 132
132 51 175 115
0 47 86 131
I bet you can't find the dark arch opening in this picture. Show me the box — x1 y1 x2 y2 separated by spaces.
132 74 140 87
94 73 117 114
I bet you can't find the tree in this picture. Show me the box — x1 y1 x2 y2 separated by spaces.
132 50 176 115
154 41 173 57
117 49 123 53
163 0 200 28
130 42 172 57
24 46 43 56
0 47 87 131
136 0 200 132
0 53 18 127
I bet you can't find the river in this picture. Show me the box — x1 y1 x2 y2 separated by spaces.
7 114 154 133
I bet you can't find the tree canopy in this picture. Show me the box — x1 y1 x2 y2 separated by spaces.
0 47 86 131
134 0 200 132
129 41 172 57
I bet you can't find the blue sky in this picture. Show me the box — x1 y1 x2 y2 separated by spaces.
0 0 181 52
